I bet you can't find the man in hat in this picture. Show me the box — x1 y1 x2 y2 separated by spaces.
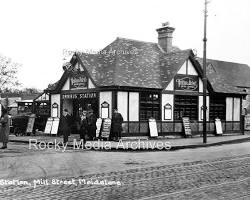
111 108 123 141
87 109 97 140
60 109 71 143
79 110 87 145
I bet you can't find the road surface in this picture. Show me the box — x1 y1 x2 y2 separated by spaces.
0 142 250 199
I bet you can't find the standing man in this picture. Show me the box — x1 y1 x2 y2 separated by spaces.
87 109 97 140
0 108 10 149
111 109 123 141
60 109 71 143
79 110 87 145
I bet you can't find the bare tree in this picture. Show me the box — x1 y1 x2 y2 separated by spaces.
0 54 21 90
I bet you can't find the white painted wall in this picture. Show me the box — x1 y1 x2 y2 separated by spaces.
187 59 198 75
51 94 60 117
162 94 174 121
226 97 233 121
62 78 70 90
233 98 240 121
99 91 112 118
117 92 128 121
129 92 139 121
88 79 95 89
199 78 203 93
198 96 209 121
177 62 186 74
165 79 174 91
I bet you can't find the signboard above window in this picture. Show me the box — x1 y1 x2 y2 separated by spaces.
174 74 198 92
62 92 97 100
70 73 88 89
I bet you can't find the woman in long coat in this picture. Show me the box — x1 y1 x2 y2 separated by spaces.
0 108 10 149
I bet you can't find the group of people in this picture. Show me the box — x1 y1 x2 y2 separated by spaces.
60 108 124 144
60 108 97 144
0 106 124 148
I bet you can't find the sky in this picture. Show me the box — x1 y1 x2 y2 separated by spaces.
0 0 250 90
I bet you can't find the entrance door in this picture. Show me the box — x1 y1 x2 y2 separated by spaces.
71 98 98 134
73 98 98 119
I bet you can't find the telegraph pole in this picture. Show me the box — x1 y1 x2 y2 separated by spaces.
203 0 208 143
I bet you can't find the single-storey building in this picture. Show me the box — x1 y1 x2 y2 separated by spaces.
49 23 249 137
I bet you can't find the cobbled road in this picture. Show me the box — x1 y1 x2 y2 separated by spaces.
1 153 250 200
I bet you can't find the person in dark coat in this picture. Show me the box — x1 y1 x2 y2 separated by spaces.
0 108 10 149
79 111 87 145
60 109 71 143
87 109 97 140
111 109 123 141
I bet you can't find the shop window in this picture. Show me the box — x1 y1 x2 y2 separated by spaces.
101 101 109 118
140 92 160 120
164 103 172 120
174 95 198 120
52 103 59 117
209 96 226 120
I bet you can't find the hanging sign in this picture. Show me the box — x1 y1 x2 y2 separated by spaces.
182 117 192 136
70 73 88 89
174 74 198 91
149 118 158 137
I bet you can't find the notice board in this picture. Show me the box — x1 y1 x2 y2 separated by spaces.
26 114 36 133
215 118 223 135
44 117 53 134
149 118 158 137
244 114 250 130
182 117 192 136
100 118 111 139
51 117 60 135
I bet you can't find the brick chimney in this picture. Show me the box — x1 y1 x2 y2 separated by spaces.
156 22 175 53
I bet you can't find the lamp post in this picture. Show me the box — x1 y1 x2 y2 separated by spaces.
203 0 208 143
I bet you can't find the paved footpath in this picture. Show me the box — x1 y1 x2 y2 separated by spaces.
9 132 250 151
1 153 250 199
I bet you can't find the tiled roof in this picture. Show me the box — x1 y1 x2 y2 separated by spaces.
197 58 248 94
52 37 247 95
77 37 191 89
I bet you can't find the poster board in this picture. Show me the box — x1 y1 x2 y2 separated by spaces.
215 118 223 135
51 117 60 135
244 114 250 130
100 118 111 139
26 114 36 133
182 117 192 136
149 118 158 137
44 117 53 134
96 118 102 138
